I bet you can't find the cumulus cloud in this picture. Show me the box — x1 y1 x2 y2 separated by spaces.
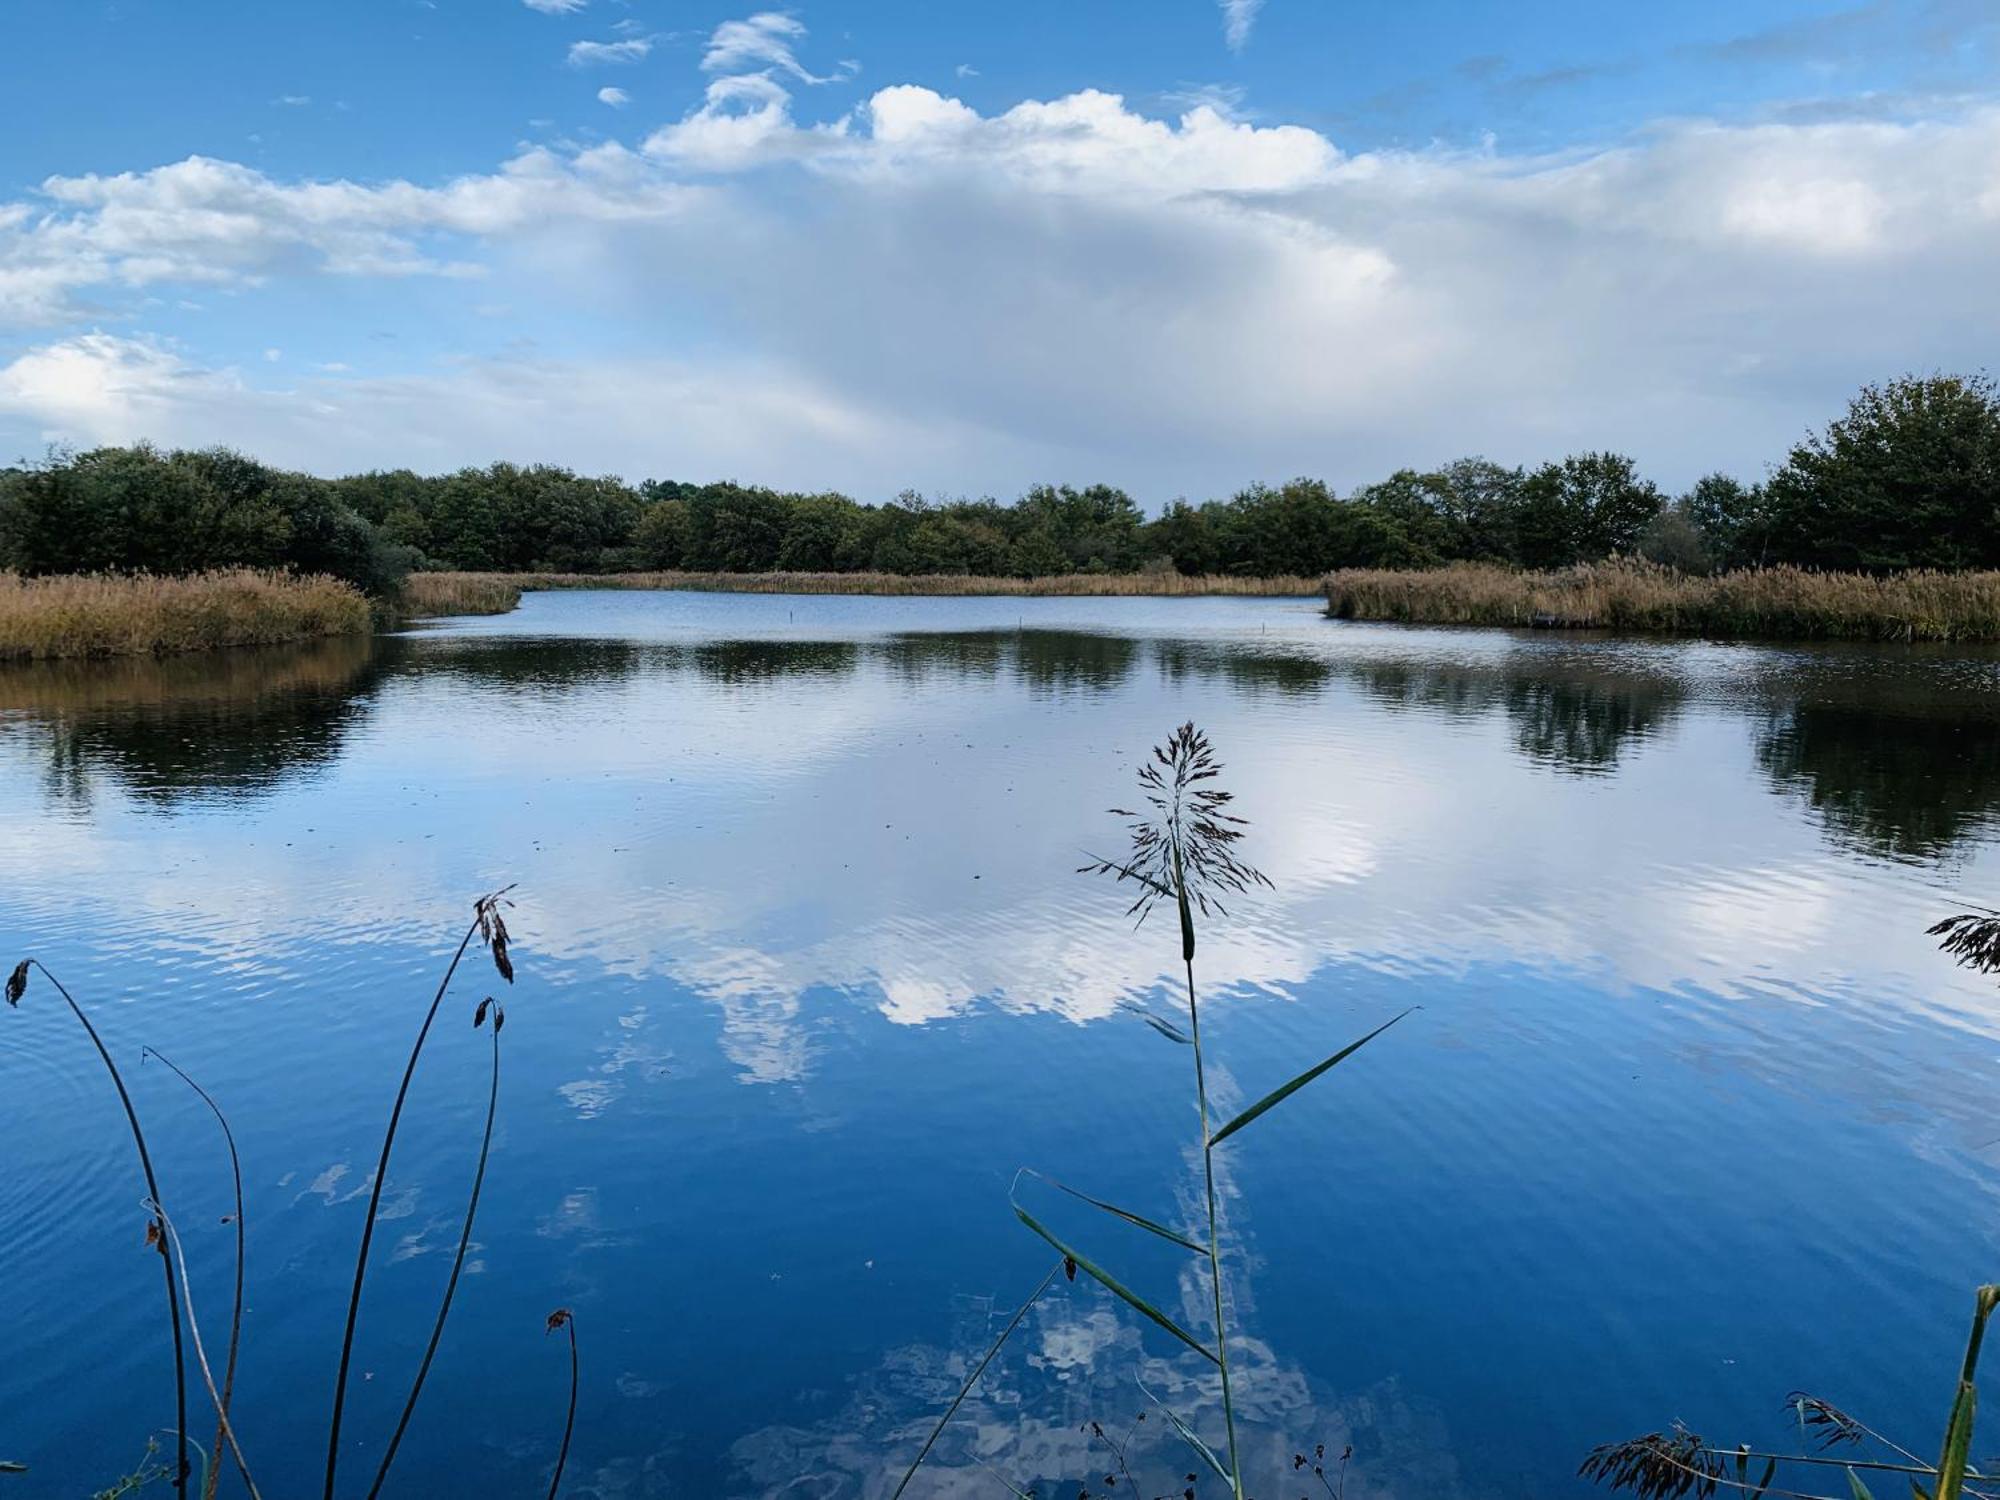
567 37 650 67
1 82 1998 495
1220 0 1264 51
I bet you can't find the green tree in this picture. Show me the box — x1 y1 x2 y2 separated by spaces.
1763 373 2000 571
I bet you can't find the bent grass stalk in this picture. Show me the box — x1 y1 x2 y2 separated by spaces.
145 1200 264 1500
545 1309 578 1500
6 959 190 1494
362 997 507 1500
140 1048 247 1500
321 887 515 1500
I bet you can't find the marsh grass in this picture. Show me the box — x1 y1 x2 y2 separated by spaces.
896 722 1408 1499
1326 561 2000 642
0 571 370 660
400 570 1324 613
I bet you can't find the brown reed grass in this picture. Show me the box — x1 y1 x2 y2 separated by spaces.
1325 561 2000 642
401 570 1323 614
0 571 370 660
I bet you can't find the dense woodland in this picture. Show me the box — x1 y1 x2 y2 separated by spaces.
2 374 1995 596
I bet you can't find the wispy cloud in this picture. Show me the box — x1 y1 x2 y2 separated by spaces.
274 95 311 107
703 12 852 84
597 86 630 107
1220 0 1264 51
521 0 586 13
955 63 978 79
568 37 650 66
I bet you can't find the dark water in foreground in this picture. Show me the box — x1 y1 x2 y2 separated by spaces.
3 591 2000 1498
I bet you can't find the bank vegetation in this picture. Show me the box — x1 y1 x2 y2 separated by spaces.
0 570 371 660
1325 561 2000 642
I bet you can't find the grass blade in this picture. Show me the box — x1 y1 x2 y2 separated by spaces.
1934 1285 1998 1500
889 1261 1062 1500
1117 999 1191 1045
1210 1008 1414 1148
1018 1169 1205 1255
1009 1195 1218 1366
1139 1379 1231 1484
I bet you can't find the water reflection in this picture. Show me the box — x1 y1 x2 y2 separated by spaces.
6 622 1993 864
0 633 385 808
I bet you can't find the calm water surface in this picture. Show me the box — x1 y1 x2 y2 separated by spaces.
3 591 2000 1498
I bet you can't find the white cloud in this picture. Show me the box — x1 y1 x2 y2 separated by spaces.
521 0 585 11
274 95 311 107
955 63 978 79
701 12 851 85
567 37 650 67
2 87 1999 495
597 86 630 108
1220 0 1264 51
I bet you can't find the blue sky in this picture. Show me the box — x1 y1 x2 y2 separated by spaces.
0 1 1995 500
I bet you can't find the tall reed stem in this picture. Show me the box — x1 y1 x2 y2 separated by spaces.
9 960 189 1493
141 1049 246 1500
321 913 485 1500
362 1001 505 1500
1176 952 1240 1500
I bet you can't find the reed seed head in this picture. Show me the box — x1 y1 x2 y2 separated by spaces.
1082 723 1271 933
5 959 27 1006
1784 1392 1864 1449
1579 1426 1722 1498
1931 908 2000 975
475 886 519 984
546 1307 572 1334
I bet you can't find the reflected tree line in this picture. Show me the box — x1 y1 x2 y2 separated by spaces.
2 627 1997 863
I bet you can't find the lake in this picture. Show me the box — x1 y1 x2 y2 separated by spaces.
3 590 1999 1499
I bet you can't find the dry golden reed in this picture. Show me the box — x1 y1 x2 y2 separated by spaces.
402 570 1322 614
0 570 371 661
1325 561 2000 642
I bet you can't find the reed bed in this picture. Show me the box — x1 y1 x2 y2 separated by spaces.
395 572 525 617
0 571 370 660
1325 561 2000 642
401 570 1322 614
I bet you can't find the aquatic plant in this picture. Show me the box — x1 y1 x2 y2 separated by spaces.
0 570 371 660
1325 561 2000 642
323 886 517 1500
395 572 524 617
895 722 1408 1498
6 958 191 1493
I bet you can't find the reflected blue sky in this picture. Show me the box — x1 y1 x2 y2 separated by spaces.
1 593 1998 1496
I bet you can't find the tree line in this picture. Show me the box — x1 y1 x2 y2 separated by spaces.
2 373 1994 596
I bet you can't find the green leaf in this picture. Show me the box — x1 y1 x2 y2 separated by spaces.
1847 1466 1877 1500
1210 1009 1414 1147
1118 1000 1191 1045
1009 1193 1218 1366
1019 1169 1205 1255
1139 1381 1231 1484
0 1462 27 1475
